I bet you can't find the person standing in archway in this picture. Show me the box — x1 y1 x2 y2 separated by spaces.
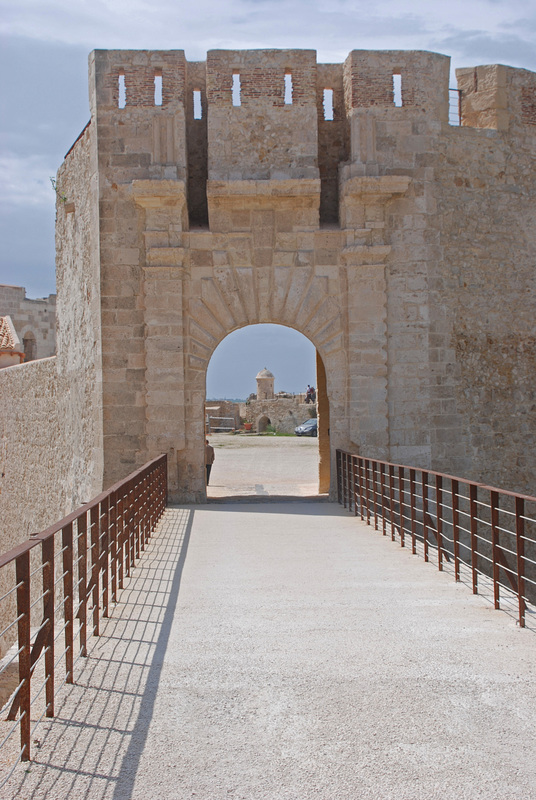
205 438 215 485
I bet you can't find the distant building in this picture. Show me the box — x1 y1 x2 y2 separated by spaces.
0 285 56 361
0 316 24 368
256 368 275 400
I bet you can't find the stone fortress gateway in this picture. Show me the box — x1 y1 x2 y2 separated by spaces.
51 47 535 503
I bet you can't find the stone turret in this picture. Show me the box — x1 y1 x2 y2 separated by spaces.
256 368 275 400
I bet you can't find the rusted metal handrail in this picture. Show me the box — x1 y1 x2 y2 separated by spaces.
0 454 167 768
336 450 535 628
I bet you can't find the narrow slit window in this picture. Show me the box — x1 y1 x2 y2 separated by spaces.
284 72 293 104
118 73 126 109
393 73 402 107
232 73 241 107
154 72 163 106
193 89 202 119
323 88 334 120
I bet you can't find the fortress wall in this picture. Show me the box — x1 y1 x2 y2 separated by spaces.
90 50 189 487
434 65 536 494
55 116 104 506
58 48 536 500
0 118 104 559
206 50 319 181
0 359 65 549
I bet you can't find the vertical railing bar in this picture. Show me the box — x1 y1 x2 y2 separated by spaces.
110 490 118 604
515 496 526 628
90 504 100 637
380 463 386 535
101 495 109 618
491 490 500 609
77 512 87 657
352 456 357 517
16 551 31 761
398 466 405 547
436 475 443 571
337 451 342 505
42 536 55 715
389 464 395 541
62 523 74 684
422 472 429 562
358 459 365 521
409 468 416 555
469 484 478 595
452 479 460 581
372 461 378 531
364 459 371 526
343 453 348 509
134 480 141 562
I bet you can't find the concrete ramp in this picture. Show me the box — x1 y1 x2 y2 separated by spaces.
6 503 536 799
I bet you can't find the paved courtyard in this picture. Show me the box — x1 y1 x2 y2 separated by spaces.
206 433 320 499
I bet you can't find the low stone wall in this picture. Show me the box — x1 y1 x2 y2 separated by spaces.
0 357 103 655
241 397 316 434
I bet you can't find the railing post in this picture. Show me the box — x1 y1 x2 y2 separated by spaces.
110 490 118 605
422 472 429 562
469 484 478 595
436 475 443 571
389 464 395 540
515 496 526 628
15 550 31 761
42 536 55 715
134 478 141 562
342 453 348 509
336 450 342 505
77 512 88 657
490 490 500 609
101 495 109 618
380 463 386 535
62 523 74 684
358 458 364 521
398 466 405 547
409 468 416 555
372 461 378 531
90 504 100 637
364 459 371 526
118 491 125 589
452 479 460 581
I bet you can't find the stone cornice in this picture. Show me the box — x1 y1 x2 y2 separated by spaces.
340 175 411 201
207 179 321 198
131 179 187 208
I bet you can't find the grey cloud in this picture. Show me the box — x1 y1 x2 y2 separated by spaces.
434 29 536 72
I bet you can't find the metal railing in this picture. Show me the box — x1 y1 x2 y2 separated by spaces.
336 450 535 628
449 88 462 126
0 454 167 772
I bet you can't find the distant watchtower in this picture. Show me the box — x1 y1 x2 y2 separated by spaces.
256 368 275 400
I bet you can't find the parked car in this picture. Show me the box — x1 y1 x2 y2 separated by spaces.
294 418 318 437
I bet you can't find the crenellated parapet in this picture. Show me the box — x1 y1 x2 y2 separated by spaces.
55 47 536 501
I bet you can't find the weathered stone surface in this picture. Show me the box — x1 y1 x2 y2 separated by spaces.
1 47 534 536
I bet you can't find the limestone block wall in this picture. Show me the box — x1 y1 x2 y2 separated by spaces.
0 284 56 360
54 118 104 506
207 50 319 181
55 47 536 503
242 396 315 434
435 65 536 494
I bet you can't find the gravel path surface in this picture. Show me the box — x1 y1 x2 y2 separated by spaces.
3 502 536 800
206 434 320 499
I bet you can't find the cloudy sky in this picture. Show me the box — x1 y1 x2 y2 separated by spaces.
1 0 535 397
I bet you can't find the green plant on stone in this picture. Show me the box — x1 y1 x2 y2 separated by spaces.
50 177 67 204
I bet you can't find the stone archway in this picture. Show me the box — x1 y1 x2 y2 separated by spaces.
257 415 271 433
